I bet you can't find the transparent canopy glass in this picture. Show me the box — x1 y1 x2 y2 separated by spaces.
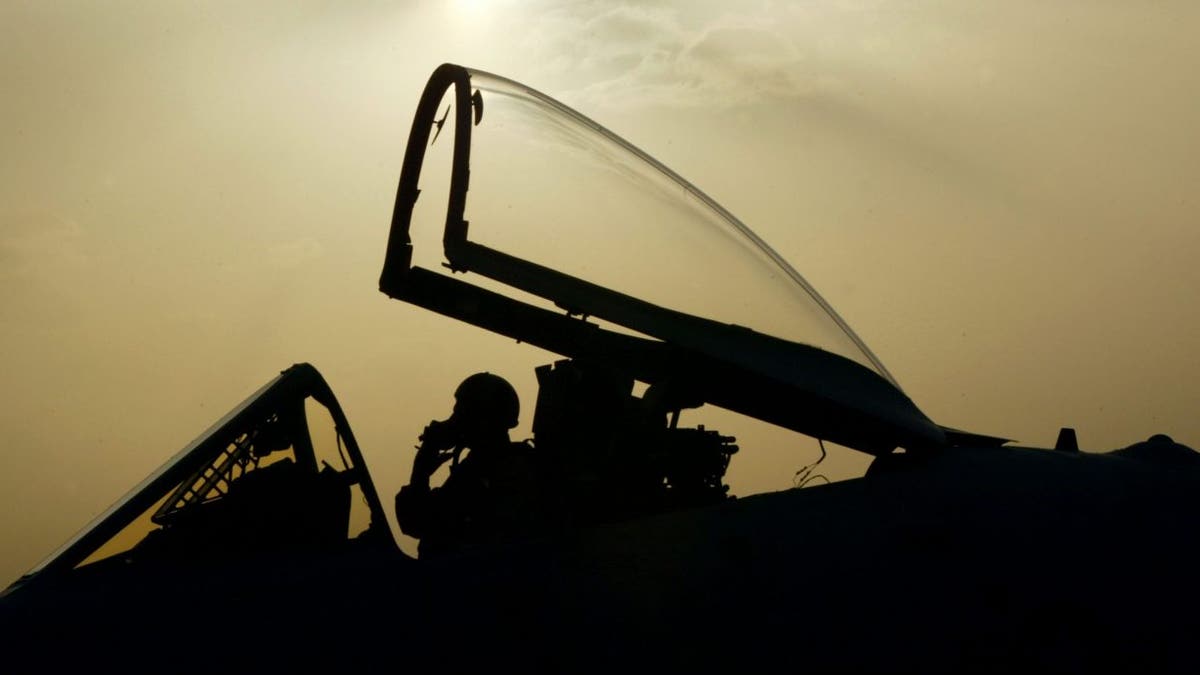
440 68 898 388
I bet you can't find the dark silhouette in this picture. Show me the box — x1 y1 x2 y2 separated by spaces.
431 103 451 144
9 63 1200 675
529 359 737 527
395 372 542 556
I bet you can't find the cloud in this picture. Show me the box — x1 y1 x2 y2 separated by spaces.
523 2 828 110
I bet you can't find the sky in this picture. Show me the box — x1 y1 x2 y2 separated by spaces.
2 1 1199 586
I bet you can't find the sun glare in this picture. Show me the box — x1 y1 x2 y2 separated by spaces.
453 0 493 18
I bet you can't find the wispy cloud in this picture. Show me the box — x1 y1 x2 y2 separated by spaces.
523 2 830 109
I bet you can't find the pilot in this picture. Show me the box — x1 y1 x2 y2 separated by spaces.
395 372 542 557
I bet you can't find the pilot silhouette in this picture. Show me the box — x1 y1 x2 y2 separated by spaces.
395 372 542 556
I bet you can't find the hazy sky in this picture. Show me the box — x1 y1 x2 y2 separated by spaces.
3 1 1199 585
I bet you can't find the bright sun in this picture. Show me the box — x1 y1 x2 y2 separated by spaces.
453 0 492 17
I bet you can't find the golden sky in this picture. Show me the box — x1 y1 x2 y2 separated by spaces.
3 1 1199 585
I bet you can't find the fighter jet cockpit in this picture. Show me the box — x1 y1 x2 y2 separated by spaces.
9 64 945 593
2 63 947 598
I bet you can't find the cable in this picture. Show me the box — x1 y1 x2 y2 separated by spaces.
793 438 828 488
798 474 831 488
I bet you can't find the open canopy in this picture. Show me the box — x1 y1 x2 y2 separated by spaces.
380 64 944 454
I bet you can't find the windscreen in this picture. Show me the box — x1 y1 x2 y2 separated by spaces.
17 366 385 583
73 395 357 570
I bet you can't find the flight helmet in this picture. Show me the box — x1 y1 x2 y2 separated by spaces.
452 372 520 432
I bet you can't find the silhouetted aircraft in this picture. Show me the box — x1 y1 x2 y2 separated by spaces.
4 64 1198 673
